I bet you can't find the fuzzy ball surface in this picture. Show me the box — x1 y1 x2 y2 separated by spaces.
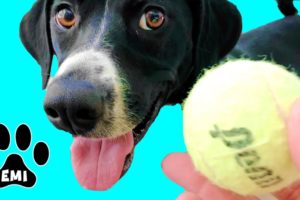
184 60 300 196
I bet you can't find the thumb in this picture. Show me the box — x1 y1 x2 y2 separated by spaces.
162 152 208 193
288 98 300 171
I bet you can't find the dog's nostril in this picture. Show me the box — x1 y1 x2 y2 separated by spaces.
76 109 98 121
45 108 59 119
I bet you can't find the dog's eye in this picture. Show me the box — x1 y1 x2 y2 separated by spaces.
55 8 76 29
139 9 165 30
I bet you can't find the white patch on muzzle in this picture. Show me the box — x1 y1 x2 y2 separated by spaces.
55 49 117 81
50 49 136 138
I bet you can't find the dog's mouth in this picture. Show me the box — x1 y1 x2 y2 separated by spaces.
70 95 164 191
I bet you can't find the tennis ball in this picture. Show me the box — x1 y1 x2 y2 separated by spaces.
183 60 300 196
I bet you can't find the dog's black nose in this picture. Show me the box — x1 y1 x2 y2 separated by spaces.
44 79 102 135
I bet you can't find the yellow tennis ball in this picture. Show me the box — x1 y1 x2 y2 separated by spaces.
183 60 300 196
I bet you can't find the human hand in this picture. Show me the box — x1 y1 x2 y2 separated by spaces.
162 153 300 200
162 99 300 200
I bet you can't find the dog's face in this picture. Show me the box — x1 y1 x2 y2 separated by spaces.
45 0 195 139
20 0 241 191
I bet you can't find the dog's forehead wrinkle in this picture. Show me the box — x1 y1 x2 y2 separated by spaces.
93 0 111 46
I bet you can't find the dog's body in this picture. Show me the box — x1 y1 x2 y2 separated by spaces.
230 15 300 73
20 0 299 191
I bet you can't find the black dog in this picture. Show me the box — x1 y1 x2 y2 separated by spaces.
20 0 298 191
20 0 241 190
230 13 300 74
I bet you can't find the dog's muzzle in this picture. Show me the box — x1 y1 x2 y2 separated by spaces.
43 50 136 191
43 50 119 136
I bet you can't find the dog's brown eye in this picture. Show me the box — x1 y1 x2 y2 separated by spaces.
139 9 165 30
56 8 76 29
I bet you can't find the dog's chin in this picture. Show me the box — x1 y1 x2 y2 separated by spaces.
122 93 165 177
71 95 164 191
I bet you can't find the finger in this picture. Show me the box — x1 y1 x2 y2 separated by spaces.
288 98 300 171
177 192 202 200
162 153 207 192
274 180 300 200
162 153 258 200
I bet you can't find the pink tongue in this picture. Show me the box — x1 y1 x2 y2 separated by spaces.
71 132 134 190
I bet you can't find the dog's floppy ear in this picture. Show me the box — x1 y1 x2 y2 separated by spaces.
192 0 242 71
20 0 53 89
167 0 241 104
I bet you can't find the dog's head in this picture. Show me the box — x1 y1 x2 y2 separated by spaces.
20 0 241 190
